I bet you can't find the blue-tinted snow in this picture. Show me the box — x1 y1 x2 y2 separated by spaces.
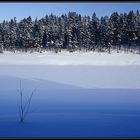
0 69 140 137
0 65 140 89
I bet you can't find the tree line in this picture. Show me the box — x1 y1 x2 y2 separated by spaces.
0 10 140 54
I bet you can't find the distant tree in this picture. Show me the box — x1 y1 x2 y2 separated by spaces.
42 31 47 48
9 17 17 51
33 18 42 51
90 13 100 51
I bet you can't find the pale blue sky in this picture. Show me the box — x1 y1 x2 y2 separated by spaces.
0 2 140 22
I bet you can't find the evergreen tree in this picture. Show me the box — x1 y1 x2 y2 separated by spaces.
90 13 100 51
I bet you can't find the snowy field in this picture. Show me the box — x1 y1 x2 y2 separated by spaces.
0 51 140 137
1 50 140 65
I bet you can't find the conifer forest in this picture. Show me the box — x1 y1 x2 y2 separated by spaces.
0 10 140 54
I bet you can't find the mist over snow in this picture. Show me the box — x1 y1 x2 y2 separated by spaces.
0 51 140 89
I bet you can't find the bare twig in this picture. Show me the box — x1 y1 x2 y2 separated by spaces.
18 80 36 123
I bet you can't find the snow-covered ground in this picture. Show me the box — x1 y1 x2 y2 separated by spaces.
1 65 140 89
0 51 140 137
0 50 140 65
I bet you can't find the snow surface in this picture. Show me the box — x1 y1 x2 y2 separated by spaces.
0 50 140 65
1 65 140 89
0 51 140 137
0 76 140 137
